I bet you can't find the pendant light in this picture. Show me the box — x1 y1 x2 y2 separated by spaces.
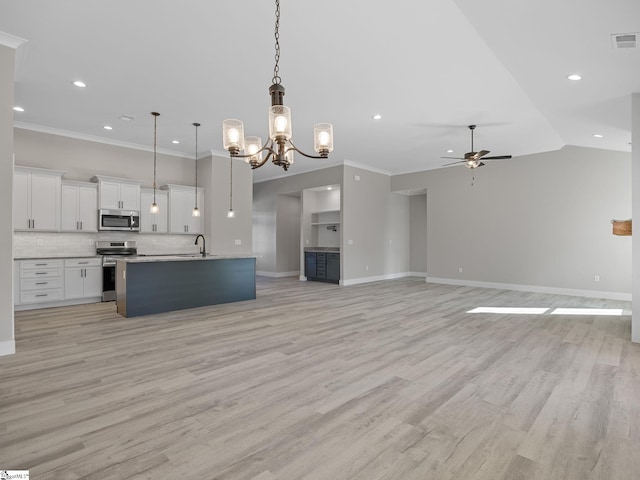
150 112 160 214
227 157 235 218
222 0 333 171
192 122 201 217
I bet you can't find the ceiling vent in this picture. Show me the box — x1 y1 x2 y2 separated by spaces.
119 114 135 122
611 33 637 49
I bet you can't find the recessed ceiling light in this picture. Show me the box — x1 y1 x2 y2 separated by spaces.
13 106 24 112
567 74 582 81
327 186 332 190
593 134 603 138
446 149 453 153
172 140 180 144
372 114 382 120
103 125 113 130
72 80 87 88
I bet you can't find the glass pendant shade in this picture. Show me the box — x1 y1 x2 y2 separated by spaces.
285 149 294 165
150 202 159 214
192 207 200 217
227 209 235 218
244 136 263 164
268 105 292 140
223 119 245 152
314 123 334 154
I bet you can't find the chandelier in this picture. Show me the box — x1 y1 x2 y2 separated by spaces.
222 0 334 171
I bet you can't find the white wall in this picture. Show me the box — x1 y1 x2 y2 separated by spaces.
0 43 16 356
392 145 631 299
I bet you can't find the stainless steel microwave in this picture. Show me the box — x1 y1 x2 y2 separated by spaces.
98 209 140 232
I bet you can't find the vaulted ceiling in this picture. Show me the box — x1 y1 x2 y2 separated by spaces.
1 0 638 182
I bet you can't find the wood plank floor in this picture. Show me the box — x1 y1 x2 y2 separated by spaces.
1 277 638 479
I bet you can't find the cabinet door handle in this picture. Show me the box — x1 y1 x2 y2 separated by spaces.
35 272 47 275
35 263 48 266
35 294 48 297
79 262 89 265
35 282 48 285
80 221 83 230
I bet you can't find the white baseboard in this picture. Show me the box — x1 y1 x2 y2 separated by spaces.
426 277 632 302
341 272 413 286
0 339 15 356
408 272 427 278
256 271 300 278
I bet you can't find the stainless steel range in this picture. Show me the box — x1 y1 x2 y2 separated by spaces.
96 240 137 301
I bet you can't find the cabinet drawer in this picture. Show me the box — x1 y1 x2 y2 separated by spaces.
20 268 62 279
21 288 64 304
65 258 102 268
21 277 63 291
21 259 63 270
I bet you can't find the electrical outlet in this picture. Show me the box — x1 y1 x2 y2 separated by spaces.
305 239 309 245
458 267 463 273
594 274 600 283
348 239 353 245
366 265 369 271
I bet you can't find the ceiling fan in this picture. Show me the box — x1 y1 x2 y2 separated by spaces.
442 125 512 169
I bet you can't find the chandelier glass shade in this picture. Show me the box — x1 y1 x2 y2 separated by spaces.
221 0 333 171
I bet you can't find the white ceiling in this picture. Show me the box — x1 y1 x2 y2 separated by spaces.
1 0 638 183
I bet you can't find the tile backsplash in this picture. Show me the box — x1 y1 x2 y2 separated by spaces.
14 232 201 258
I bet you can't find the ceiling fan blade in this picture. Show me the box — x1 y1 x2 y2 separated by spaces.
477 161 485 167
443 160 466 166
441 156 464 160
464 152 476 159
482 155 512 160
476 150 491 158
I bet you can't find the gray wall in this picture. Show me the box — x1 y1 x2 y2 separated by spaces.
632 93 639 341
276 195 301 274
341 165 410 282
205 156 253 255
15 128 195 186
409 194 427 274
0 44 15 355
392 145 631 297
253 166 344 275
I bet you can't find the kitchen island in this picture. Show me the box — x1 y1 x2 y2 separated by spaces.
115 254 256 317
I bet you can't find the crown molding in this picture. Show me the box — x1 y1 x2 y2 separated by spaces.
342 159 392 176
14 122 194 159
0 31 27 49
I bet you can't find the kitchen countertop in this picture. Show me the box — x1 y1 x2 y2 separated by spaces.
14 255 101 260
304 247 340 253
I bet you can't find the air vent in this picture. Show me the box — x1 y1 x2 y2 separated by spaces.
119 114 135 122
611 33 637 49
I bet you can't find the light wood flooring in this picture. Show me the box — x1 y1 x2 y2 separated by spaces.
1 277 638 479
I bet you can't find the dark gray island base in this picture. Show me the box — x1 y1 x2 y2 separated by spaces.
116 255 256 317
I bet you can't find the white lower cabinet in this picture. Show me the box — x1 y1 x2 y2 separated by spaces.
18 259 64 305
16 257 103 310
64 258 102 300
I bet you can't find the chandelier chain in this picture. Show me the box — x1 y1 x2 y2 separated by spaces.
272 0 281 85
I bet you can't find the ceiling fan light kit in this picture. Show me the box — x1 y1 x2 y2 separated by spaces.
442 124 512 169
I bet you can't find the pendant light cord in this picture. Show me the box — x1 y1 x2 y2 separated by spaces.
272 0 281 85
152 112 160 204
229 157 233 211
193 122 200 209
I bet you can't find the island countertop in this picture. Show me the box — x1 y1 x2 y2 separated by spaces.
119 254 257 263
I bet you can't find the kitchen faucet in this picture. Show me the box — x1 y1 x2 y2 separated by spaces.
194 234 206 257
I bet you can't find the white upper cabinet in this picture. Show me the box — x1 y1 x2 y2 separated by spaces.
61 181 98 232
14 166 64 231
140 188 168 233
91 175 142 211
162 184 204 234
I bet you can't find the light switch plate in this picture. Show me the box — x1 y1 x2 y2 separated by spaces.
235 239 242 245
